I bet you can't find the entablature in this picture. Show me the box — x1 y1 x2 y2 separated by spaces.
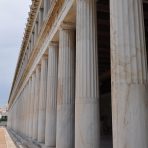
9 0 73 109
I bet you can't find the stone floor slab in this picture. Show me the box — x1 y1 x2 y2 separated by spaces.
0 127 16 148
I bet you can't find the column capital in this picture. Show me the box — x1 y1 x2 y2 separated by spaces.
42 54 48 60
32 71 36 76
48 41 58 48
36 64 41 69
59 22 75 30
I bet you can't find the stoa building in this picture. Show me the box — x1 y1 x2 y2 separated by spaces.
8 0 148 148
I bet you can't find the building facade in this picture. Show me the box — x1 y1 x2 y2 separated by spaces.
8 0 148 148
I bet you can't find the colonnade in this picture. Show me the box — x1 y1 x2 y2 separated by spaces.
8 0 148 148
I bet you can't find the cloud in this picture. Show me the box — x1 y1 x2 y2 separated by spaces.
0 0 31 106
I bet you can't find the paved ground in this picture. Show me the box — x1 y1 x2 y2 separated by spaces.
0 127 16 148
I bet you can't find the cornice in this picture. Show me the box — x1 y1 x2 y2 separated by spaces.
9 0 40 103
9 0 68 109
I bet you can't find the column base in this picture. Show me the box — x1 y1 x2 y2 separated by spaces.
8 128 41 148
40 143 55 148
8 128 56 148
42 146 55 148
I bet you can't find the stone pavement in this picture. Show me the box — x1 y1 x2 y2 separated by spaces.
0 127 16 148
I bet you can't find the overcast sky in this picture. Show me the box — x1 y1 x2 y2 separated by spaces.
0 0 31 106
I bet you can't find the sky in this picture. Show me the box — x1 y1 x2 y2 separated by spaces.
0 0 31 106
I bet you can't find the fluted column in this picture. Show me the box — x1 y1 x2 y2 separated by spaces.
32 71 37 140
56 25 75 148
43 0 50 19
28 78 32 138
22 89 25 135
17 98 20 133
22 93 24 135
75 0 100 148
38 8 44 33
30 73 35 138
34 21 38 44
38 55 48 143
24 90 26 135
24 87 26 136
110 0 148 148
19 95 22 134
45 43 58 147
33 65 41 140
26 82 30 137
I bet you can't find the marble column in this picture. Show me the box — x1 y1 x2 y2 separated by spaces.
45 43 58 147
43 0 50 19
75 0 100 148
24 88 26 136
28 78 32 138
30 73 36 138
30 33 34 51
33 65 41 140
20 95 22 134
26 85 28 136
26 82 30 137
32 71 37 140
22 89 25 135
18 97 21 134
34 22 38 44
110 0 148 148
22 93 24 135
38 8 44 33
24 90 26 136
38 55 48 143
56 25 75 148
22 94 24 135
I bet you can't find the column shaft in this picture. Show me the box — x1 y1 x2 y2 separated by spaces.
110 0 148 148
43 0 50 19
45 43 58 147
31 73 36 138
75 0 100 148
34 22 38 44
38 56 48 143
26 82 30 137
32 72 37 140
33 65 41 140
38 8 44 33
56 27 75 148
28 79 32 138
